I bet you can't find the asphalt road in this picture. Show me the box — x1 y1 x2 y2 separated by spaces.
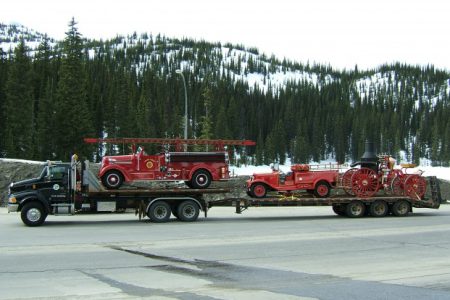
1 205 450 300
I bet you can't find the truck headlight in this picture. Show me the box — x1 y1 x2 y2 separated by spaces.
9 196 17 204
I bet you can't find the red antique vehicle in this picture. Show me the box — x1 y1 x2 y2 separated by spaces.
341 142 427 199
246 163 340 198
84 138 255 190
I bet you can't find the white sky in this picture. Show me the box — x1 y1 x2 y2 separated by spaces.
1 0 449 70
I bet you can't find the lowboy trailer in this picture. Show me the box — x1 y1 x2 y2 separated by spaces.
7 155 443 226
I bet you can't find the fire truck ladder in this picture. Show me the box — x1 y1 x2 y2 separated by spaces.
84 137 256 151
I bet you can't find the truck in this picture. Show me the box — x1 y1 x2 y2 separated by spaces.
246 163 340 198
7 154 443 227
84 138 256 190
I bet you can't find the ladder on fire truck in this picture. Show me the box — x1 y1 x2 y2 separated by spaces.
84 137 256 151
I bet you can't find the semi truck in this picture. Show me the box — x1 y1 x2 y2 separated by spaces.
7 155 442 226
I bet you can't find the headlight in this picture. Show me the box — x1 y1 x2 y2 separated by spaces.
9 196 17 204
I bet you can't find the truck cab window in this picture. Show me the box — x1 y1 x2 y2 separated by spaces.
49 166 67 180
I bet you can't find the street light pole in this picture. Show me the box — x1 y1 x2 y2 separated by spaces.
175 69 188 150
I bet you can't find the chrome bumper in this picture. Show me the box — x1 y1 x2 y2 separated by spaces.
7 204 19 213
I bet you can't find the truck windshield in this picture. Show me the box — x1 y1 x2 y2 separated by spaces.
48 166 67 180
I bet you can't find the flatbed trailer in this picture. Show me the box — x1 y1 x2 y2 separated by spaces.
207 178 442 218
7 155 443 226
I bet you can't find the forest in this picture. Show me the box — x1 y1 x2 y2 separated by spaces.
0 20 449 166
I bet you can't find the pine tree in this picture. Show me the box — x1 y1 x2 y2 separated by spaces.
54 18 94 159
4 39 34 158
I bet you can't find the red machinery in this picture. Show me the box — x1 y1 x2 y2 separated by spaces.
84 138 255 189
341 142 427 199
246 163 340 198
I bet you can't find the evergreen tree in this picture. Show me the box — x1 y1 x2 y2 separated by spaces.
54 18 93 159
4 39 34 158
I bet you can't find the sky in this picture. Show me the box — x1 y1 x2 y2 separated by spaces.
1 0 449 71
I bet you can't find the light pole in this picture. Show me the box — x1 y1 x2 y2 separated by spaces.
176 69 188 149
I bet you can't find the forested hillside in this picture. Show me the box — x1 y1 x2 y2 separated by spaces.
0 21 449 166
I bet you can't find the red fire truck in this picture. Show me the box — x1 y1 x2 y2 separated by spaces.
246 163 340 198
84 138 255 189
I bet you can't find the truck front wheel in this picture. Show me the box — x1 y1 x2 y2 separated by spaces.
102 170 124 189
251 183 267 198
21 202 47 227
190 170 212 189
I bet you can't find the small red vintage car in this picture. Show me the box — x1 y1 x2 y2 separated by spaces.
99 147 229 189
246 164 339 198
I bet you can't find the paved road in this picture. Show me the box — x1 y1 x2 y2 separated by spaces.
1 205 450 299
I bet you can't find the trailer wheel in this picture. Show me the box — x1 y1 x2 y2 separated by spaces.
346 201 365 218
177 200 200 222
190 169 211 189
251 183 267 198
147 201 171 222
369 200 388 217
332 204 346 216
314 181 331 198
21 202 48 227
391 200 410 217
102 170 124 189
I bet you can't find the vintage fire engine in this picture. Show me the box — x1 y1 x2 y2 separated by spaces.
341 142 427 199
84 138 255 189
246 163 340 198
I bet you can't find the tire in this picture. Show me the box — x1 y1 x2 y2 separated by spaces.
332 204 346 216
21 202 47 227
147 201 171 222
102 170 124 189
314 181 331 198
345 201 365 218
184 181 193 188
190 170 212 189
251 183 267 198
177 200 200 222
369 200 388 217
391 200 410 217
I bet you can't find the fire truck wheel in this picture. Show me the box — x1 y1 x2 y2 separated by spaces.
190 170 212 189
345 201 366 218
177 200 200 222
314 181 331 198
369 200 388 217
21 202 48 227
102 170 124 189
251 183 267 198
147 201 171 222
332 204 346 216
391 200 410 217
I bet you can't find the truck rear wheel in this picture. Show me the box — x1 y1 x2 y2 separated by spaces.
177 200 200 222
369 200 388 217
102 170 124 189
21 202 47 227
346 201 365 218
391 200 410 217
314 181 331 198
147 201 171 222
190 170 211 189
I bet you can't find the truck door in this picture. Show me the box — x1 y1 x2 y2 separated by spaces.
136 148 157 179
44 165 71 204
